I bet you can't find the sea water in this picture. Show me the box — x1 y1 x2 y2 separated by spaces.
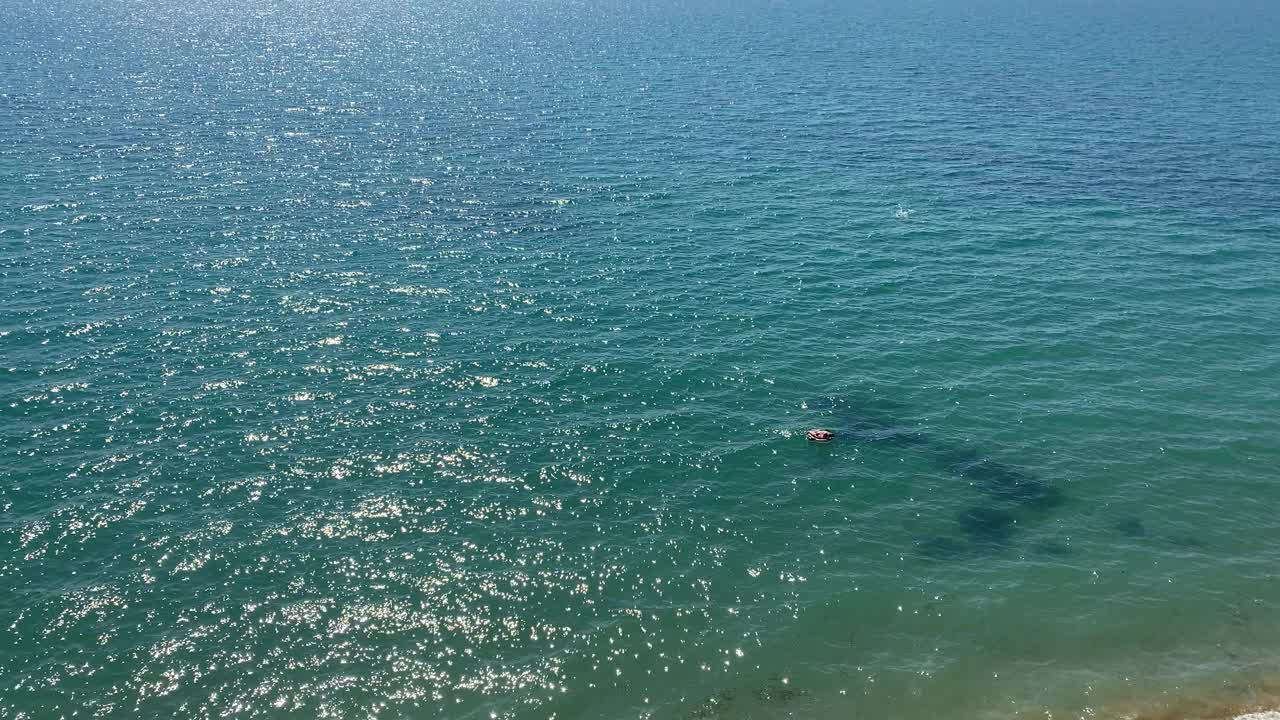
2 0 1279 718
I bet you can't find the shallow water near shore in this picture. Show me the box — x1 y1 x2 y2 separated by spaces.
2 0 1280 718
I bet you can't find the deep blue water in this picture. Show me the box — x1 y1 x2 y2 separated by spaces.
2 0 1280 718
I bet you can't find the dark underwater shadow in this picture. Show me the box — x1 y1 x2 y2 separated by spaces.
957 506 1019 546
682 676 810 720
948 456 1066 512
808 391 1068 560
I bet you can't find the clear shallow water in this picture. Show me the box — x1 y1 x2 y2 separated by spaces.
2 0 1279 718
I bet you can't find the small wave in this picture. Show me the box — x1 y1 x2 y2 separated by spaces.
388 286 450 297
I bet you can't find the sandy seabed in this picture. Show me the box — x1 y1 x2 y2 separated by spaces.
1110 677 1280 720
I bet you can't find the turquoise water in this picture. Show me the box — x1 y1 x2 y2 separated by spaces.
3 0 1280 718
